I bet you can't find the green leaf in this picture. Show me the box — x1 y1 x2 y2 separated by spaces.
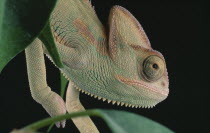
0 0 57 73
38 21 63 68
98 110 173 133
18 109 173 133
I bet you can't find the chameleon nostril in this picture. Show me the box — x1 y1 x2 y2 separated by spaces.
161 81 166 87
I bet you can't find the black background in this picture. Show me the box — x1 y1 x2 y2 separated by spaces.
0 0 208 133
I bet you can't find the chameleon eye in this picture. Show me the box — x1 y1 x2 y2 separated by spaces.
142 55 165 82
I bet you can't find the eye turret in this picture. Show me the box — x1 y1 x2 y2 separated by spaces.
142 55 165 82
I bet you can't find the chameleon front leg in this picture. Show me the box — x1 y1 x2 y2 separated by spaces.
66 81 99 133
25 38 66 128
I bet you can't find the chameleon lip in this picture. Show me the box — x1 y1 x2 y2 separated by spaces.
115 75 169 96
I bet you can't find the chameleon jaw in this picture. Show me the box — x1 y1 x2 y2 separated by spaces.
58 66 161 108
73 85 158 109
61 70 157 108
58 70 157 109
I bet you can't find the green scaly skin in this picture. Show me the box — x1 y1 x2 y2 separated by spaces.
50 0 169 107
25 0 169 132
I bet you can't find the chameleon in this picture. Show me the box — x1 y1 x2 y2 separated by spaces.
25 0 169 132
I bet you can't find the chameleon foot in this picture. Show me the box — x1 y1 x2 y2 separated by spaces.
37 88 67 128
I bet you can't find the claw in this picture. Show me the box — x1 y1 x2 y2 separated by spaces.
55 122 61 128
55 120 66 128
61 120 66 128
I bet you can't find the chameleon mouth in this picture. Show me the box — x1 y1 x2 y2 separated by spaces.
115 75 169 97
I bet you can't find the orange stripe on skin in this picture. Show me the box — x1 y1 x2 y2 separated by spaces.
73 19 108 56
73 19 96 45
52 30 71 47
115 75 169 96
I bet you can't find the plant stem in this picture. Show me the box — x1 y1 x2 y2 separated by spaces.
23 109 101 131
47 123 54 133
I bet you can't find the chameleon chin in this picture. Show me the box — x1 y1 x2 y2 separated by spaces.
25 0 169 132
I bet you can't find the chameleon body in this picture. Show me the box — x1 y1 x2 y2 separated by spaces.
25 0 169 132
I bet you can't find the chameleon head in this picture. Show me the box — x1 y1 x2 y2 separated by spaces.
59 5 169 108
106 6 169 108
